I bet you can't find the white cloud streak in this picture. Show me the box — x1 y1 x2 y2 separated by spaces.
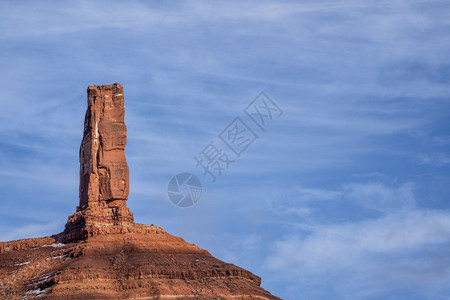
1 1 449 299
266 209 450 298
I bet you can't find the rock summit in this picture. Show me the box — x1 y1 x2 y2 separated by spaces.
0 84 280 300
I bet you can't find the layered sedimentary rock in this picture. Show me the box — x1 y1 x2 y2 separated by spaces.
65 83 134 241
0 225 280 299
0 84 280 300
79 84 129 209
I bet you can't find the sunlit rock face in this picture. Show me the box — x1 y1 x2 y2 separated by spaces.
0 84 280 300
79 83 129 209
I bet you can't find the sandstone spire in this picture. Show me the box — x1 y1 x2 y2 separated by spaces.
64 84 134 241
0 84 280 300
79 83 129 209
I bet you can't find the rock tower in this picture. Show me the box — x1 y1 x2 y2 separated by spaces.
79 84 130 210
0 84 280 300
64 84 134 241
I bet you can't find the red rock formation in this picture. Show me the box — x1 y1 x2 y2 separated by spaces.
0 84 280 300
79 84 129 209
65 84 134 242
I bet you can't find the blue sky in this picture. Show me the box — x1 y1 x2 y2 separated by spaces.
1 1 450 299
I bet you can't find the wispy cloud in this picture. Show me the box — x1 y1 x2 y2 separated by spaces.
0 221 62 242
1 1 450 299
344 181 416 212
266 209 450 299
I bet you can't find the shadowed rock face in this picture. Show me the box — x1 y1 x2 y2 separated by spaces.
0 84 280 300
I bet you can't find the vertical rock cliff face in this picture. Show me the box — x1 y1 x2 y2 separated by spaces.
79 84 129 209
0 84 280 300
64 84 134 241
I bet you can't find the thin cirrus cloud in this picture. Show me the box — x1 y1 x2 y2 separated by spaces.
1 1 450 299
265 209 450 299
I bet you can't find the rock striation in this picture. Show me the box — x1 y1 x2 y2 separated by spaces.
64 84 134 242
0 84 280 300
79 84 130 209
